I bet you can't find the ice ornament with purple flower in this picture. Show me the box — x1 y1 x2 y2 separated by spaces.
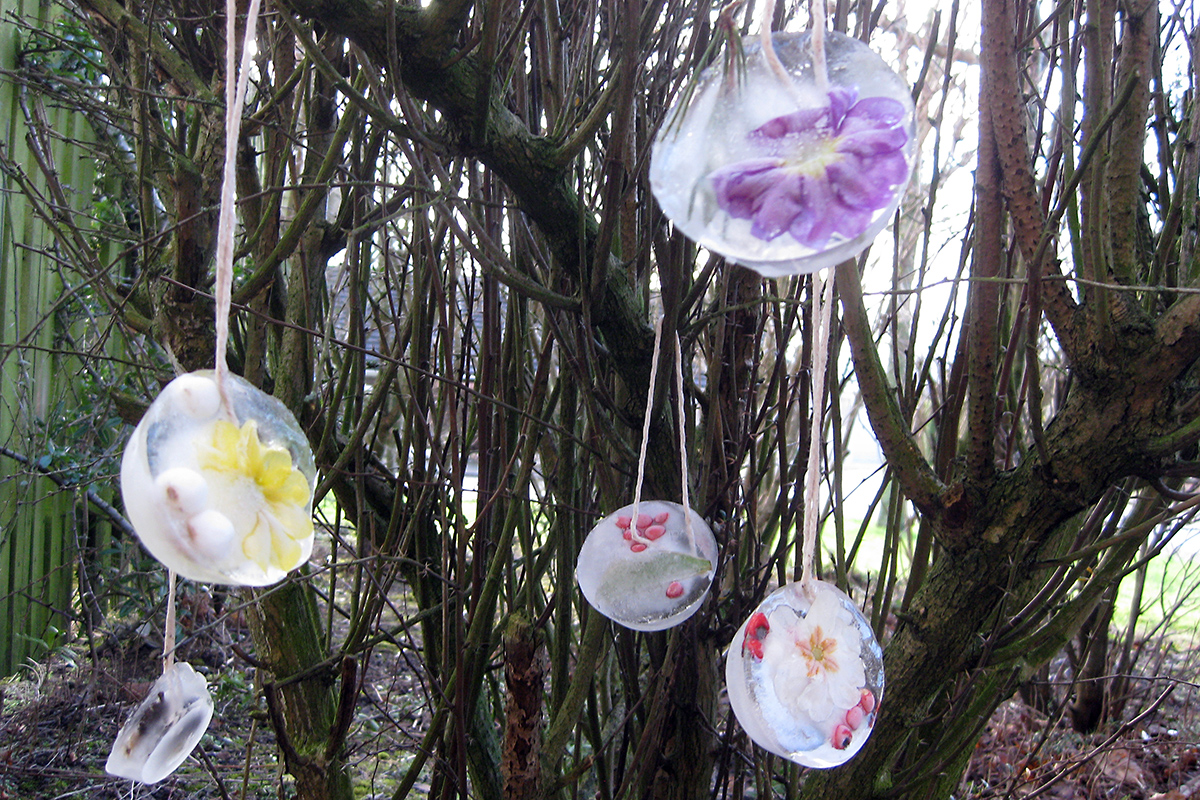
650 31 915 276
726 580 884 767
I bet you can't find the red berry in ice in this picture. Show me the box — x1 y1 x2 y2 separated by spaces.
831 723 853 750
845 705 864 730
743 611 770 660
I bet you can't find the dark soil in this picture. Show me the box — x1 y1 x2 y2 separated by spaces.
0 589 430 800
3 611 1199 799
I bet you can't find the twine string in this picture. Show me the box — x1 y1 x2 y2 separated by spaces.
674 331 698 552
800 270 836 590
811 0 828 94
759 0 829 99
159 0 260 679
162 569 177 672
759 0 789 85
213 0 262 409
629 317 665 544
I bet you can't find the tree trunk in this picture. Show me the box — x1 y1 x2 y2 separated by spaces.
247 580 356 800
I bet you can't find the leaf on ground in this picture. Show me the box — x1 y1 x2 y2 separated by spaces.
1150 770 1200 800
1095 748 1148 789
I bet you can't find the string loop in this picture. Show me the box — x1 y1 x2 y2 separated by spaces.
160 0 261 673
629 315 699 554
800 270 835 590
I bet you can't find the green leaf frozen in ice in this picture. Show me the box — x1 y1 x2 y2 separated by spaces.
596 551 713 605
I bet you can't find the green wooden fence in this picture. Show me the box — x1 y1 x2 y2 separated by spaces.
0 1 96 677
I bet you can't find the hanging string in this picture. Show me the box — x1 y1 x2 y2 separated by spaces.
811 0 829 94
758 0 789 85
629 317 665 544
674 330 698 553
162 569 177 672
800 270 836 590
213 0 263 399
758 0 830 102
158 0 259 678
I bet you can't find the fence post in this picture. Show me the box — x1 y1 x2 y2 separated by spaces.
0 0 96 677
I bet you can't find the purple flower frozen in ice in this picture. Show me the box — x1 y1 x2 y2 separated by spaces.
709 87 910 250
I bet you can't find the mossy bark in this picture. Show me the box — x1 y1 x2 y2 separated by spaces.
247 580 355 800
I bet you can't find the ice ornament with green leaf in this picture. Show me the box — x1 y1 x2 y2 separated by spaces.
577 500 718 631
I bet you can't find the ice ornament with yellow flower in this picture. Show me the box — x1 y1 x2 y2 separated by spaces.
121 371 317 586
726 580 883 767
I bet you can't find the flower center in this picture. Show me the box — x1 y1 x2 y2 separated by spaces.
782 134 842 177
798 625 839 677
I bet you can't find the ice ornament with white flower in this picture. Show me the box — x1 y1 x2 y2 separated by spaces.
726 580 883 767
576 500 718 631
650 30 915 276
121 370 317 586
105 661 214 784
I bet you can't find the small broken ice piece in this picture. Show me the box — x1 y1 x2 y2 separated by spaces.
121 370 317 586
106 661 214 784
576 500 718 631
650 30 915 276
726 580 883 767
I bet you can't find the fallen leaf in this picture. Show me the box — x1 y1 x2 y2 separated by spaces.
1151 770 1200 800
1095 748 1147 789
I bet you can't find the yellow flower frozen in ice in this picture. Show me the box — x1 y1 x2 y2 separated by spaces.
198 418 313 572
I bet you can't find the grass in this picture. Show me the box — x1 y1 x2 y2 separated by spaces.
1118 536 1200 644
824 511 1200 652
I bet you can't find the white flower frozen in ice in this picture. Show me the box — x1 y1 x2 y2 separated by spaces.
726 580 883 767
762 587 867 724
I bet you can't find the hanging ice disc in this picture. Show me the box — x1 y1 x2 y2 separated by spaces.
726 579 883 767
106 661 214 784
576 500 718 631
121 370 317 586
651 31 915 276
